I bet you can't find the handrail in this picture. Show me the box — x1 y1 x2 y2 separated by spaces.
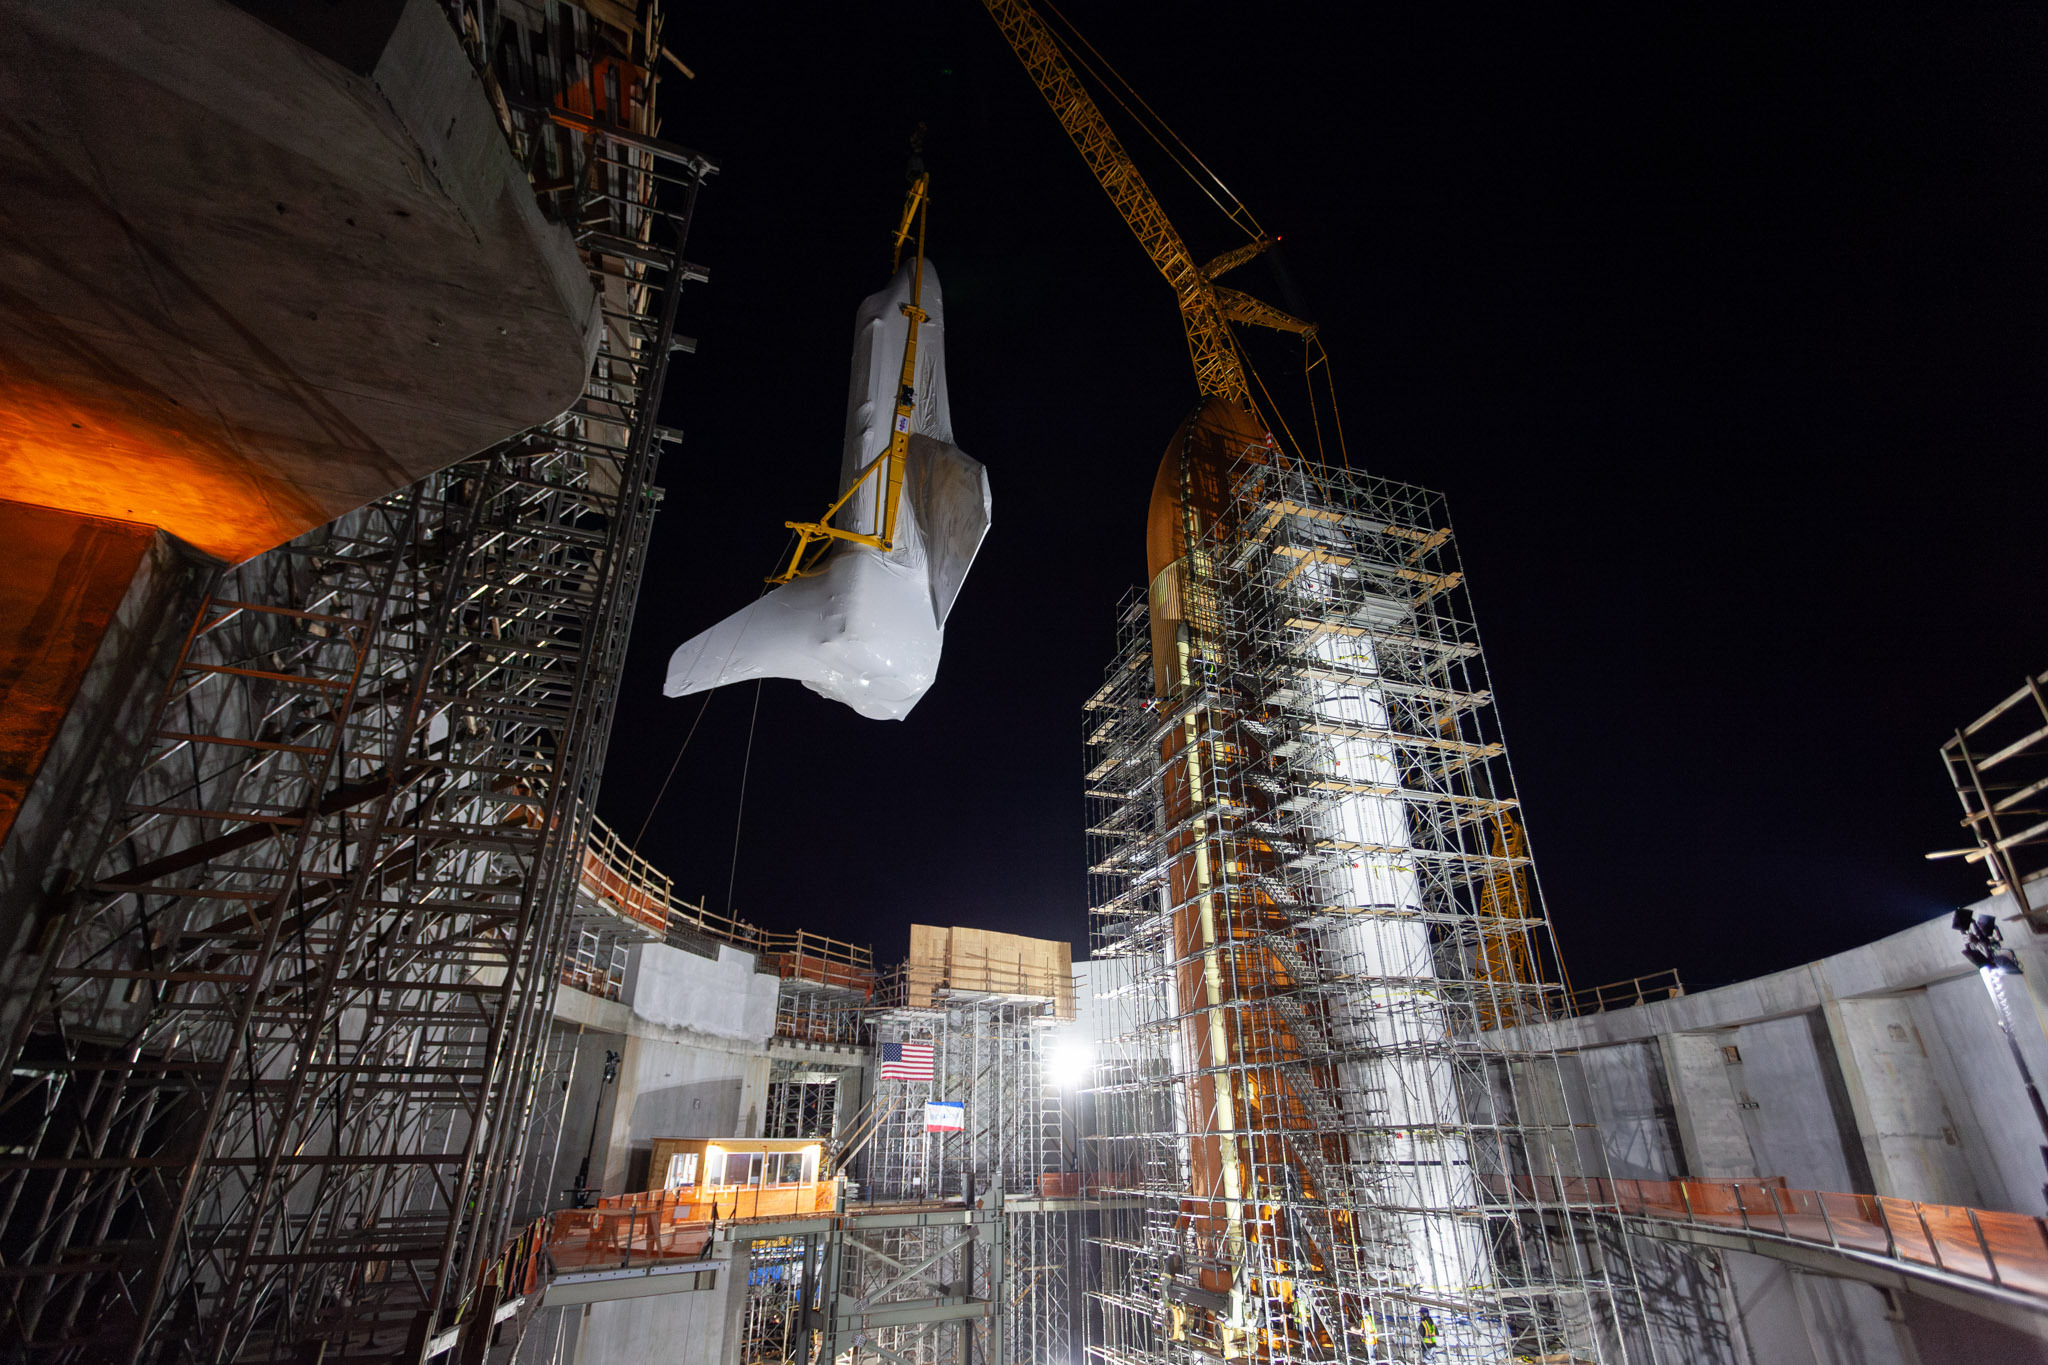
545 1183 838 1272
577 811 874 975
1568 969 1686 1016
1481 1173 2048 1304
825 1090 904 1175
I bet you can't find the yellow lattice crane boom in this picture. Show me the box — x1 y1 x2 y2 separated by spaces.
768 167 930 584
980 0 1312 406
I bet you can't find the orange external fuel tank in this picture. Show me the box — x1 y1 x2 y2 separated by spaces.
1146 396 1299 1312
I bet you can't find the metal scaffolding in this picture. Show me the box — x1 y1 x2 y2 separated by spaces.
727 984 1075 1365
1081 451 1660 1364
1940 666 2048 930
1015 1029 1080 1365
0 10 713 1356
843 1001 1043 1365
765 1070 847 1140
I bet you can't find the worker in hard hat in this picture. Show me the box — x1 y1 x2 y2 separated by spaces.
1416 1307 1439 1358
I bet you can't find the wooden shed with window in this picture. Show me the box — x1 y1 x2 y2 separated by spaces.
643 1137 834 1219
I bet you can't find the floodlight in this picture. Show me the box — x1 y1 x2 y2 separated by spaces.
1047 1039 1094 1090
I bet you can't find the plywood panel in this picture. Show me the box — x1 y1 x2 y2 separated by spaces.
906 923 951 1009
903 923 1075 1019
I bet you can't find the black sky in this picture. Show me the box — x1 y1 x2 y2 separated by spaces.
596 3 2048 992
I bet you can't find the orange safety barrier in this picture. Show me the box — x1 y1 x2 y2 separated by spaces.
607 1182 837 1223
1481 1173 2048 1300
546 1183 840 1271
776 947 878 994
579 845 670 937
548 1204 713 1271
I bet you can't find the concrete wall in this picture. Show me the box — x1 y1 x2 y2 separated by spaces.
1501 889 2048 1363
0 0 597 561
502 935 795 1365
624 943 781 1045
0 506 212 982
1582 1040 1685 1180
1825 992 1983 1205
1509 890 2048 1214
549 943 781 1197
520 937 865 1365
513 1243 749 1365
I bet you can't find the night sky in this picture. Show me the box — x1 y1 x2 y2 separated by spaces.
597 4 2048 992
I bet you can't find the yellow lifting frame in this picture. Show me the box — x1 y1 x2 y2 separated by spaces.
768 172 931 585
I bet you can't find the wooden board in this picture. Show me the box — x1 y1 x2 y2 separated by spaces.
905 924 1075 1019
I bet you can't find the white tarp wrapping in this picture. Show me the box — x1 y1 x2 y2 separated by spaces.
662 260 990 721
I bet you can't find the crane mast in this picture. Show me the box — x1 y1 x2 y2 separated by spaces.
979 0 1254 404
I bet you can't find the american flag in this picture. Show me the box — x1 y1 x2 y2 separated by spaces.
879 1041 934 1081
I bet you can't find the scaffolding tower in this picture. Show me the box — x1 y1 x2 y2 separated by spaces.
729 982 1075 1365
1940 666 2048 930
1081 451 1659 1364
0 9 712 1357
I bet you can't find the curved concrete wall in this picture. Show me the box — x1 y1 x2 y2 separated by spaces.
1500 889 2048 1364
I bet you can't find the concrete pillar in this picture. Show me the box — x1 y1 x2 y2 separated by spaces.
0 501 211 981
735 1052 773 1139
1789 1273 1913 1365
1820 995 1982 1205
1658 1031 1761 1179
599 1035 646 1195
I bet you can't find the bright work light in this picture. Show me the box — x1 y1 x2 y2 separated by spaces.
1047 1039 1094 1090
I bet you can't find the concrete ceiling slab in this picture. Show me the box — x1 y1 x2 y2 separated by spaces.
0 0 599 561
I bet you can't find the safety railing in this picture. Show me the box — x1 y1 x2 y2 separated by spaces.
580 817 675 937
1485 1174 2048 1301
547 1203 711 1272
769 929 877 991
1568 969 1686 1016
869 958 1078 1019
547 1183 840 1271
776 989 868 1046
573 813 876 999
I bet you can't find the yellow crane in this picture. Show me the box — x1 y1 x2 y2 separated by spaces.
978 0 1316 412
769 163 931 584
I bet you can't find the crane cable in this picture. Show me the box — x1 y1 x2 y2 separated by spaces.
1038 1 1264 244
725 679 764 916
1242 350 1312 473
1303 334 1351 470
631 530 799 848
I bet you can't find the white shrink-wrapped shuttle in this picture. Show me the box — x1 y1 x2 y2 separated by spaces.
662 259 990 721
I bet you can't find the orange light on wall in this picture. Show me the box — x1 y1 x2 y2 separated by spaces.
0 502 154 842
0 375 329 563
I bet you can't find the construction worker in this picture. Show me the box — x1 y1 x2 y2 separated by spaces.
1359 1310 1377 1354
1416 1307 1439 1359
